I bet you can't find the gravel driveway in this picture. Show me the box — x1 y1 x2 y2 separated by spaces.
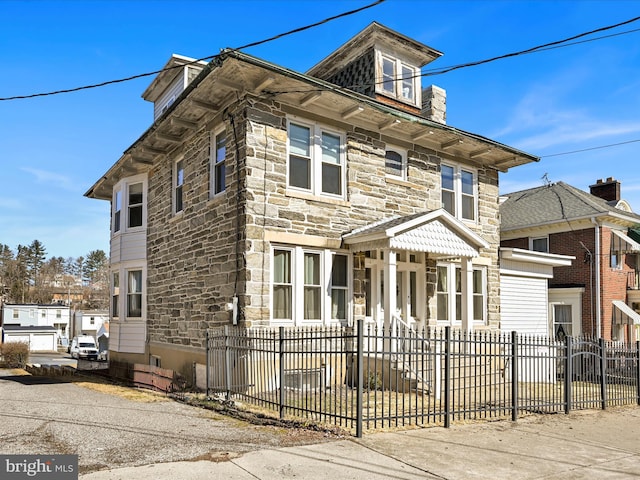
0 369 335 475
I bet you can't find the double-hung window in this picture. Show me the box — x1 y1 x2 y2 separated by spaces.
127 183 143 228
441 164 477 222
272 247 349 324
385 147 407 180
436 263 486 324
288 120 345 198
113 190 122 233
174 159 184 214
377 53 419 106
127 269 142 318
210 129 227 196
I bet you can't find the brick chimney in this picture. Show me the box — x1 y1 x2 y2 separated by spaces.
589 177 621 202
421 85 446 124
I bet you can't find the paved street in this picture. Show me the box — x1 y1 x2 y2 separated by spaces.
27 352 77 368
2 367 640 479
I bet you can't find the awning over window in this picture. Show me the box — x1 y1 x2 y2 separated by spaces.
612 300 640 325
343 209 489 258
611 230 640 253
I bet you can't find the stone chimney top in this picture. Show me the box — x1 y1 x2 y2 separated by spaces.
589 177 621 202
421 85 446 124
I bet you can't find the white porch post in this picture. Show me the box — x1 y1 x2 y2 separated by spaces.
461 256 473 334
383 249 397 352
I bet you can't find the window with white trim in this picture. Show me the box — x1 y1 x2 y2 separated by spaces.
127 269 143 318
174 158 184 214
385 147 407 180
127 183 143 228
436 263 486 324
210 128 227 196
376 53 419 106
441 164 477 221
287 120 345 198
272 247 349 324
113 190 122 233
530 236 549 253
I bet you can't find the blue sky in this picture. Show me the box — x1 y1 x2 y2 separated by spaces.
2 0 640 258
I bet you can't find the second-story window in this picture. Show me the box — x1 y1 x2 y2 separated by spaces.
210 129 227 196
127 183 143 228
288 120 345 198
113 190 122 233
441 164 477 222
174 159 184 214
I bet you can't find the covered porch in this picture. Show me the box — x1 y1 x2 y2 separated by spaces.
343 209 490 335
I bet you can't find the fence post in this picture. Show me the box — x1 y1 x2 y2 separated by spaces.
599 337 607 410
205 329 210 399
444 326 451 428
636 341 640 406
564 336 572 414
279 326 285 420
511 331 518 421
224 325 232 401
356 319 363 438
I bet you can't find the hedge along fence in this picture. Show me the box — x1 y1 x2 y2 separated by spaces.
0 341 30 368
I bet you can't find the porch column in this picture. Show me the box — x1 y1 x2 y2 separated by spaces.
461 256 473 333
383 249 397 352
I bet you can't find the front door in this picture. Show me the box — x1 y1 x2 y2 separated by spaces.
364 251 424 328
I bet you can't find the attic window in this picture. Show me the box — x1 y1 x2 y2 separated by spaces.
377 53 419 106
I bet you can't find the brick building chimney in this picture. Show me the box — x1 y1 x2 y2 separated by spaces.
589 177 621 202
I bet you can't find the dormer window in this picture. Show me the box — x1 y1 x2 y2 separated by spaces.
377 53 419 106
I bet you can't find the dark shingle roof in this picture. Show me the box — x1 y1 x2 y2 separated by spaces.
500 182 640 231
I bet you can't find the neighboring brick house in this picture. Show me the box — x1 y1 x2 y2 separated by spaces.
85 22 538 380
500 178 640 341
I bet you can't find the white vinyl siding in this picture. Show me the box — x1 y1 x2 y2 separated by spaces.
153 75 184 120
109 321 146 354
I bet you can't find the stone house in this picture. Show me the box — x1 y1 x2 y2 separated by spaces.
500 178 640 341
86 22 538 380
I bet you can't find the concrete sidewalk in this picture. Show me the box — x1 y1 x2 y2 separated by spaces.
82 407 640 479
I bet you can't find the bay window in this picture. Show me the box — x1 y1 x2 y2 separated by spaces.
127 183 143 228
127 269 143 318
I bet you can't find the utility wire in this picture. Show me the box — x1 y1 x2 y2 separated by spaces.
0 0 385 101
542 139 640 158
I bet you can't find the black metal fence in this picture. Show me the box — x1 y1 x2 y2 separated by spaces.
206 321 640 437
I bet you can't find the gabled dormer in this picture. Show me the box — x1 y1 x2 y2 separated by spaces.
142 54 207 122
307 22 442 115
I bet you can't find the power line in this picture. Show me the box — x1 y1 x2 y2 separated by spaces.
542 139 640 158
0 0 385 102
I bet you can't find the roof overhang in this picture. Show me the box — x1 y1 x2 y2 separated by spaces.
86 48 539 201
343 209 489 258
613 300 640 325
500 248 575 267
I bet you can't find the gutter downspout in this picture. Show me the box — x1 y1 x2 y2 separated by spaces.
592 218 601 337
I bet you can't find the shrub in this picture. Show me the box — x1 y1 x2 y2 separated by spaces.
0 341 29 368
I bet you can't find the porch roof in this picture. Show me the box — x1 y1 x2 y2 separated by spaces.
612 230 640 253
342 209 489 258
612 300 640 325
